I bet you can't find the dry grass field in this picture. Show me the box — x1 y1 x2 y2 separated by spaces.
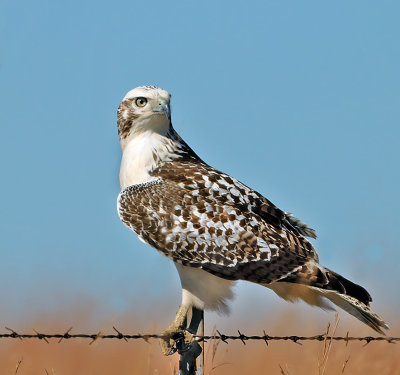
1 305 398 375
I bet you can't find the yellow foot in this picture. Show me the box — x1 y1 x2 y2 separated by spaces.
159 305 193 356
159 327 194 356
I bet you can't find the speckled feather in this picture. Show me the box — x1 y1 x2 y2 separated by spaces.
118 154 319 284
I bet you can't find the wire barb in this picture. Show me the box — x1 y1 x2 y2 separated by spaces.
112 326 128 342
215 330 228 344
33 329 49 344
263 330 269 346
58 327 73 343
5 327 23 341
89 331 103 345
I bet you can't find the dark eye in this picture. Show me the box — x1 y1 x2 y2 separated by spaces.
135 97 148 107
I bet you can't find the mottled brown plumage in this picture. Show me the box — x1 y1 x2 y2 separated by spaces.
118 158 316 284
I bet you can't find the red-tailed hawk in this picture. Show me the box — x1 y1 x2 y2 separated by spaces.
117 86 388 354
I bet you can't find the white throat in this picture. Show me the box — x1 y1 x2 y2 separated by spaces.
119 123 181 190
119 132 161 189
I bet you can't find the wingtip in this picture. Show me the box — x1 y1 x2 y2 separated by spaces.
285 213 317 239
308 228 317 239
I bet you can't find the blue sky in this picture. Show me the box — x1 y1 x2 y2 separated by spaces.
0 1 399 330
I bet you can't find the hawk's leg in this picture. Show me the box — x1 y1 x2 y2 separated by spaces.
159 305 203 356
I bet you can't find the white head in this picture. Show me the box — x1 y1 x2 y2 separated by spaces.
117 86 171 144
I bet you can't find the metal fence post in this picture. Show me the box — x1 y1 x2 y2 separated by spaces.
177 308 204 375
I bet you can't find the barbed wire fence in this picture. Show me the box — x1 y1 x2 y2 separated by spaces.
2 327 398 375
2 326 398 344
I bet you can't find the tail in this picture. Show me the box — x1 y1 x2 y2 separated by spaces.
266 261 389 334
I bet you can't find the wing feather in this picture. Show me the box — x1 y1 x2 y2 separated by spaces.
118 159 317 284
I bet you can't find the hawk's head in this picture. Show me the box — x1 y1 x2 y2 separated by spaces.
117 86 171 142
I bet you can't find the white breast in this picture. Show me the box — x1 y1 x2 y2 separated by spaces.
119 131 165 189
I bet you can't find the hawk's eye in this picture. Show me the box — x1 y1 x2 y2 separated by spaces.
135 97 148 107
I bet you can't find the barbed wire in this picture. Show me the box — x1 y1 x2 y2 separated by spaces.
1 327 398 346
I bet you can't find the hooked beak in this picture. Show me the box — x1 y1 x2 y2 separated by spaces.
152 99 170 120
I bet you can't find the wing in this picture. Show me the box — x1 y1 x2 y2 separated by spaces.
118 159 317 284
156 159 317 239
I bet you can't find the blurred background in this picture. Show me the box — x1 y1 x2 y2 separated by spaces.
0 0 399 373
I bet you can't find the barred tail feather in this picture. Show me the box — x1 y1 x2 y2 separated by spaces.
321 290 389 334
266 262 389 334
266 282 388 334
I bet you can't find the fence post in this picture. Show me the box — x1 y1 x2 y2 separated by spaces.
177 308 204 375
